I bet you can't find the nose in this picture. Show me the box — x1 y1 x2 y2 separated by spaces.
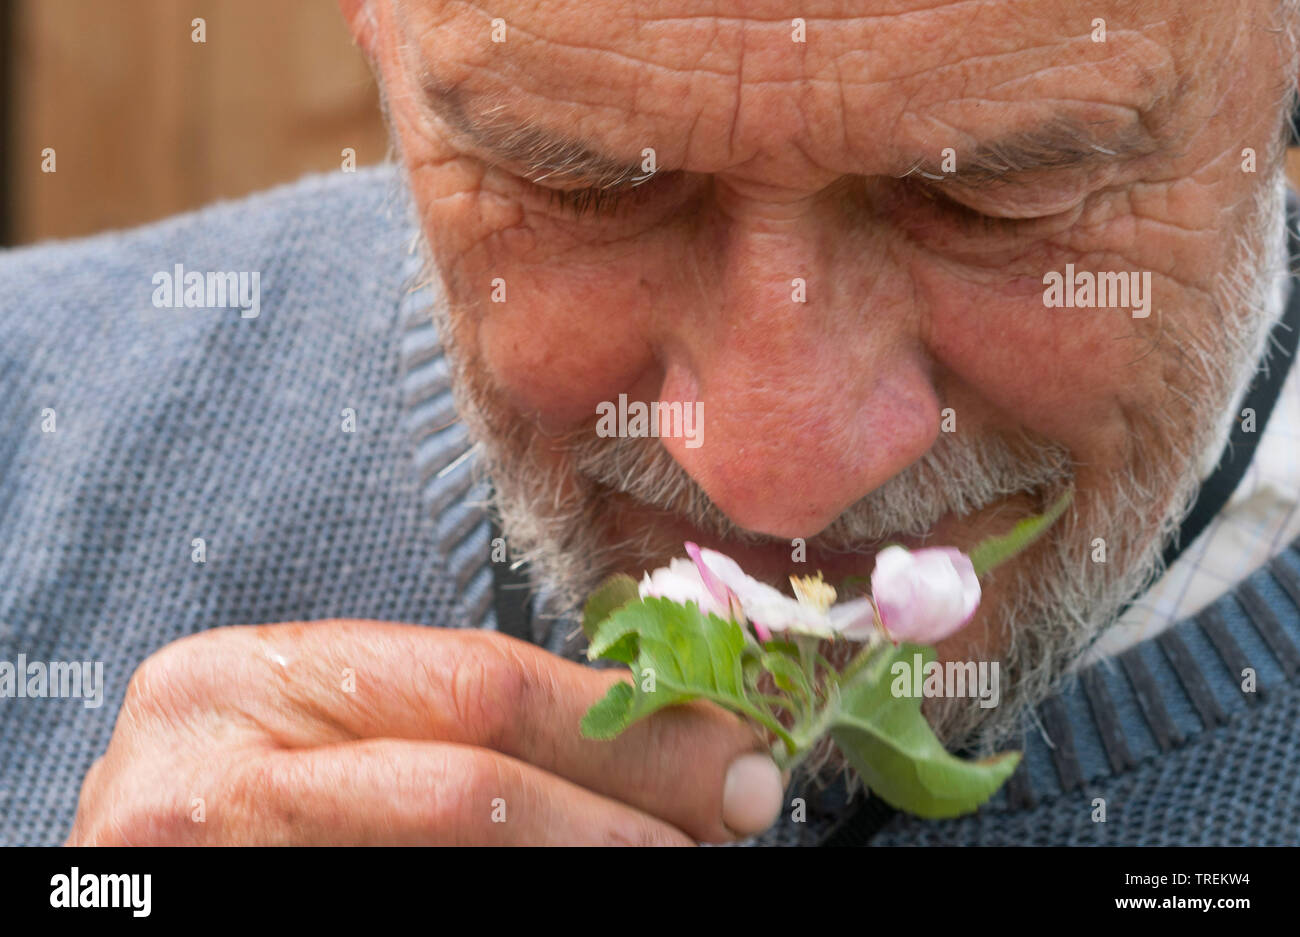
655 180 940 539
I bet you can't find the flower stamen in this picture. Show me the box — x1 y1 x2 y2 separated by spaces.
790 572 837 614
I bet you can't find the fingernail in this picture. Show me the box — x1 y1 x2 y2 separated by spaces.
721 753 784 837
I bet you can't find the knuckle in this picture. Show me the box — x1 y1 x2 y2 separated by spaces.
123 625 268 728
70 742 230 845
73 786 195 846
123 642 199 723
104 801 186 846
219 755 299 845
423 745 506 838
444 634 530 750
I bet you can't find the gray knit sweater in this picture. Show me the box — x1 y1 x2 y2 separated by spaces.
2 166 1298 846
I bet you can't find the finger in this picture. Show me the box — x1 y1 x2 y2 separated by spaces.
227 621 784 842
220 738 696 846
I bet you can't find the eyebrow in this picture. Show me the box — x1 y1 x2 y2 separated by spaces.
899 117 1160 189
423 79 1159 192
422 80 647 189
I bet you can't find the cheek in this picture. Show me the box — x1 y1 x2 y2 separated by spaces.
896 176 1232 472
921 263 1172 469
477 262 660 428
407 165 665 428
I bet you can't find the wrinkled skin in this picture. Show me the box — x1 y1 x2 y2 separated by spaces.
361 0 1293 655
67 1 1298 845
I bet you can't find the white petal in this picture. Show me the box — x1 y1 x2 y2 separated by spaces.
639 560 728 616
828 598 876 641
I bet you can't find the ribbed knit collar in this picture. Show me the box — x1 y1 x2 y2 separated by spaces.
1000 539 1300 809
395 240 497 634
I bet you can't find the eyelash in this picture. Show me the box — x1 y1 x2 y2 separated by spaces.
536 174 1045 232
544 181 659 218
913 183 1039 234
533 170 686 217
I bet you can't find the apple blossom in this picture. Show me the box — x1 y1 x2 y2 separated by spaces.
585 495 1068 818
642 542 877 642
870 545 981 645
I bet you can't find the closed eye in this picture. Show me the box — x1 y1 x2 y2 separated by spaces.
534 171 683 218
913 180 1084 235
547 184 641 217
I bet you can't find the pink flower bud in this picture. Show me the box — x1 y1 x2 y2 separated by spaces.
870 546 980 645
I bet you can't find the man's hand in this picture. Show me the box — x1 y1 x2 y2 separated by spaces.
65 620 785 845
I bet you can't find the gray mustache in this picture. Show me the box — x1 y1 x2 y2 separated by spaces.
566 423 1073 551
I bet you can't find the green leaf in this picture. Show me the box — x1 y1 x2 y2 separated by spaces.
760 651 806 694
829 643 1020 819
580 597 755 739
760 649 813 705
579 681 636 739
968 487 1073 577
582 574 641 640
762 639 801 657
581 574 641 663
742 653 765 696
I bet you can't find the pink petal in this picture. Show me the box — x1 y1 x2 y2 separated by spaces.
685 541 732 607
871 545 980 644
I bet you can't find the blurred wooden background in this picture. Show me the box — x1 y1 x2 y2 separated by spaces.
2 0 389 246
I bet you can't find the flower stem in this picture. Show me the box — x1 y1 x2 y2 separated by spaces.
769 683 841 773
728 698 798 754
796 634 817 686
838 638 892 688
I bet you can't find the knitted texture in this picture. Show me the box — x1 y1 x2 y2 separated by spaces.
865 542 1300 846
3 164 1299 847
0 167 482 845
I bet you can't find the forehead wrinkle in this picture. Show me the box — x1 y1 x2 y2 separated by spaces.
407 0 1190 188
413 3 1192 193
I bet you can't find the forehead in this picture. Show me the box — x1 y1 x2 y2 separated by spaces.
397 0 1239 182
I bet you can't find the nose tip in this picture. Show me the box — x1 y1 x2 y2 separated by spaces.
680 446 862 540
658 357 941 540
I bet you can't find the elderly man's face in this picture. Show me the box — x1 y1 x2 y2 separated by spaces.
350 1 1293 742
